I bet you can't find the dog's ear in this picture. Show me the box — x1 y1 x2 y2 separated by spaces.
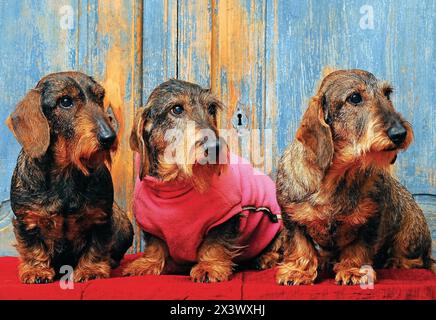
130 107 150 180
6 89 50 158
277 95 334 206
296 95 333 171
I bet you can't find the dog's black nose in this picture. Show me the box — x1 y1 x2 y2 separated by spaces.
387 123 407 146
204 139 220 154
97 117 116 149
97 123 116 149
98 131 116 149
203 138 223 163
212 139 221 154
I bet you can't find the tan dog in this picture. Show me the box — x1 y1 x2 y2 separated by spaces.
123 79 284 282
276 69 433 285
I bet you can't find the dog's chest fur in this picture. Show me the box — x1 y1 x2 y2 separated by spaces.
297 168 381 250
11 152 113 254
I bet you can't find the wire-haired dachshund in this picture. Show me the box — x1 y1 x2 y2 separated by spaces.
6 71 133 284
123 79 284 282
276 69 433 285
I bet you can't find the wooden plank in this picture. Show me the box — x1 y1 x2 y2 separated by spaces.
76 0 100 73
142 0 178 98
380 1 436 195
178 0 212 87
211 0 269 172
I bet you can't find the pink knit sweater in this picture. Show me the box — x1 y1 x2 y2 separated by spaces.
133 153 282 265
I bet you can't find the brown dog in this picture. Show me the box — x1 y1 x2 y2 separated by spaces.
6 71 133 283
276 69 433 285
123 79 284 282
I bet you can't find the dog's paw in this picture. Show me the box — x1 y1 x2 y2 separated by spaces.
276 263 317 285
256 252 281 270
190 261 233 283
73 262 111 282
335 266 376 286
122 257 164 277
19 266 55 284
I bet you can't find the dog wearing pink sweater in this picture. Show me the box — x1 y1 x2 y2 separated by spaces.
123 80 284 282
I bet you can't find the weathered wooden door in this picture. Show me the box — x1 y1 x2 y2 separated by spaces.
0 0 434 256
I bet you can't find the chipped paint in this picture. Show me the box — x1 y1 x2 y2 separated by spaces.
212 0 265 115
178 1 211 87
211 0 268 172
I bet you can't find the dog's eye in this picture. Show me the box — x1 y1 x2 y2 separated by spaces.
59 96 73 109
171 104 184 116
208 103 217 116
347 93 362 105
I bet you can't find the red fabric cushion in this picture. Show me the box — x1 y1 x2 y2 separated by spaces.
0 256 86 300
242 268 436 300
1 254 435 300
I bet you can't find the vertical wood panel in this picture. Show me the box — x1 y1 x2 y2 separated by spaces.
211 0 269 172
142 0 178 98
178 0 212 87
382 1 436 195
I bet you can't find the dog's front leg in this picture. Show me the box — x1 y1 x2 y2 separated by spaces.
13 219 56 284
190 236 236 283
276 225 318 285
16 243 56 284
74 253 111 282
190 217 240 283
73 232 112 282
123 234 168 276
333 241 376 286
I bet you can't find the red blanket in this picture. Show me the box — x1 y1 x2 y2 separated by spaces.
0 254 435 300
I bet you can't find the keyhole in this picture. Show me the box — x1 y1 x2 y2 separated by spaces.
232 104 249 132
237 113 243 126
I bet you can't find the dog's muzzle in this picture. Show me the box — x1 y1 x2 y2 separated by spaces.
387 121 407 147
198 136 227 165
204 139 220 156
97 118 116 150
